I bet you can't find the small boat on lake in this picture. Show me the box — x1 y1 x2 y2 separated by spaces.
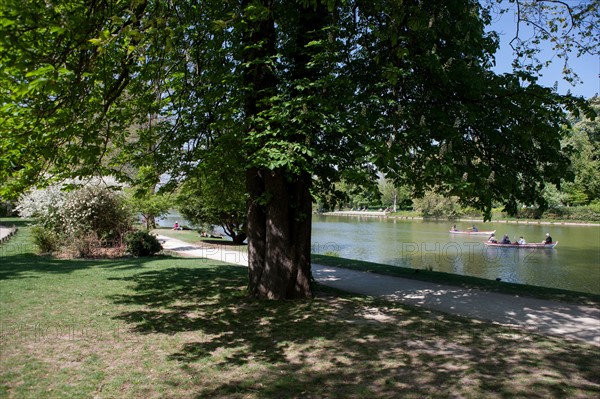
449 229 496 236
484 241 558 249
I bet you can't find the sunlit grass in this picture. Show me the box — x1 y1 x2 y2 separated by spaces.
152 227 248 252
1 220 599 398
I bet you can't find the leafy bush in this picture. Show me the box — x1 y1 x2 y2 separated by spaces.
543 206 600 222
125 231 162 257
413 192 462 218
0 200 16 217
30 226 61 254
589 200 600 214
16 181 133 257
60 186 131 242
515 207 543 219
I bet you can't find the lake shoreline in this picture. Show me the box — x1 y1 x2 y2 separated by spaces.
320 211 600 227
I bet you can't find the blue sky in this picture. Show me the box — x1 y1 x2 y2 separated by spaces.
488 6 599 99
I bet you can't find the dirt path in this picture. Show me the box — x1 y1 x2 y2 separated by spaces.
157 234 600 346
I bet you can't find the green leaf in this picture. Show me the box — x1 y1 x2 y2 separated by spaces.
25 65 55 77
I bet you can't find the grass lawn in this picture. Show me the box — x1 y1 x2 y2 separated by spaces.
1 221 599 398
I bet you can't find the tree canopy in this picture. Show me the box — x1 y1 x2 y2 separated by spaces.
1 0 597 298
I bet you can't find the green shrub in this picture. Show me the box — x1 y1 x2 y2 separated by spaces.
30 226 61 254
125 231 163 257
588 200 600 214
0 201 16 217
543 206 600 221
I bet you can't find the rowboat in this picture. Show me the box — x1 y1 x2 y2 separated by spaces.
449 230 496 236
484 241 558 249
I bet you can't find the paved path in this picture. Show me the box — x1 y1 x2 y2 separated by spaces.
0 225 15 242
157 234 600 346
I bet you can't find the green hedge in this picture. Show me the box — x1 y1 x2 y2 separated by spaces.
125 231 163 257
541 206 600 222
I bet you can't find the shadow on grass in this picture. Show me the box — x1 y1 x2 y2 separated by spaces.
2 219 599 397
111 265 445 396
199 238 247 247
0 227 171 280
0 251 173 281
110 263 600 398
153 228 248 248
0 220 206 282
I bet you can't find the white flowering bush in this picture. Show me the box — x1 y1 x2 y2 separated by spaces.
16 183 67 230
16 179 133 256
61 186 131 243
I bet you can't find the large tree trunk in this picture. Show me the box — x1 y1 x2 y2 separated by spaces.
246 168 313 299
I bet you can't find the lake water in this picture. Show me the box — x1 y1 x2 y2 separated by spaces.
157 211 188 229
311 215 600 295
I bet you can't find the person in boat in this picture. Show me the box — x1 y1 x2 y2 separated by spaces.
173 221 180 230
487 233 497 243
471 225 478 232
543 233 553 244
517 236 526 245
451 224 458 231
500 234 511 244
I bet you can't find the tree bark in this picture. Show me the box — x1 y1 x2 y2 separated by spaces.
246 168 313 299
